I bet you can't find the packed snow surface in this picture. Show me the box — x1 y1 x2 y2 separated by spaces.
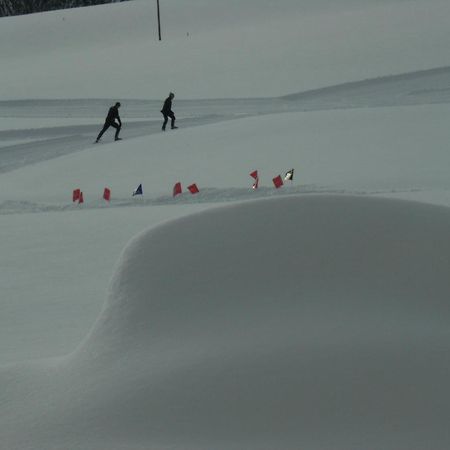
2 196 450 450
1 0 450 449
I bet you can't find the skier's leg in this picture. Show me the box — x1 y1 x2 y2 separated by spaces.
162 114 168 131
170 112 177 129
111 122 121 140
96 123 110 141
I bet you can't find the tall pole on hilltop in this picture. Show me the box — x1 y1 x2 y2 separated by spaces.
157 0 162 41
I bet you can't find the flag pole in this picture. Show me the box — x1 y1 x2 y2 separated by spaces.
156 0 162 41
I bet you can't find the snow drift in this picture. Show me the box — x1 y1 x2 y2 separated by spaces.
2 195 450 450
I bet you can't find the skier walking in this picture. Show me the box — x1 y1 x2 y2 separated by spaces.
95 102 122 142
161 92 177 131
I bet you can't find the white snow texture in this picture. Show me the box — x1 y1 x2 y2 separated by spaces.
0 0 450 449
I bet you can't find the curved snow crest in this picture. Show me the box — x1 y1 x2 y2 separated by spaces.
78 194 450 357
2 195 450 449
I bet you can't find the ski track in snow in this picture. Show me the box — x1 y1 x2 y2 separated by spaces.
0 186 426 215
1 66 450 212
1 66 450 172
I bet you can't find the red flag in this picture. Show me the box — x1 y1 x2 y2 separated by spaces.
79 192 84 203
250 170 259 189
188 183 199 194
103 187 111 201
273 175 284 189
72 188 81 202
173 182 182 197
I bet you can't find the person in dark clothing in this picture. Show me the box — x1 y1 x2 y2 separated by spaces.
161 92 177 131
96 102 122 142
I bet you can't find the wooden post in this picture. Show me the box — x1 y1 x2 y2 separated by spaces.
157 0 161 41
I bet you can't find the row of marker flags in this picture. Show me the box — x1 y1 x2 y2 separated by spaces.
71 182 199 203
73 187 111 203
72 169 294 204
172 182 200 197
251 168 294 189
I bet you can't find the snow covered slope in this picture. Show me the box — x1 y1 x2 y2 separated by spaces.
2 195 450 450
1 101 450 367
1 0 450 449
1 0 450 99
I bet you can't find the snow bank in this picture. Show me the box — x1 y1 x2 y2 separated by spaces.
2 195 449 449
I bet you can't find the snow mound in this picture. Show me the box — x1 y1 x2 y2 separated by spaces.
81 194 450 354
2 195 450 450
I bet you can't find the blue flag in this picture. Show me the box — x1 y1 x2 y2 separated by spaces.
132 184 143 196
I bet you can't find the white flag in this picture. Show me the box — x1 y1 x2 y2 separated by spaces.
284 169 294 181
